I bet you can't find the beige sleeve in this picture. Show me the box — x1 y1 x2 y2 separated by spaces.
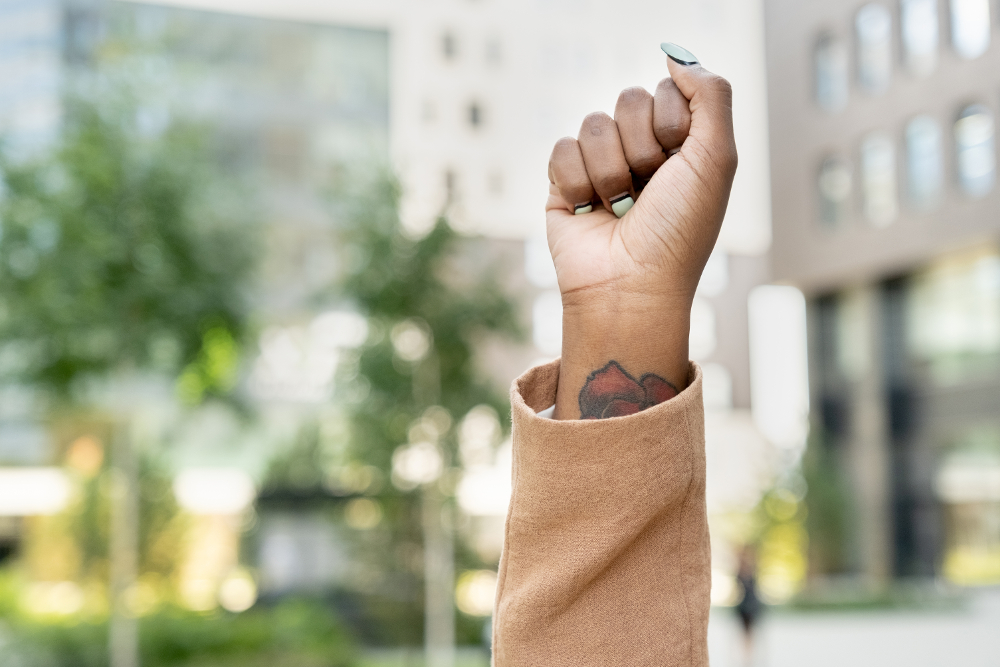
493 360 710 667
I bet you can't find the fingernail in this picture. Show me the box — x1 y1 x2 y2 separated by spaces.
574 203 593 215
610 194 634 218
661 42 698 66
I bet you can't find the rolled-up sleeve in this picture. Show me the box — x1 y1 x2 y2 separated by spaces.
493 360 709 667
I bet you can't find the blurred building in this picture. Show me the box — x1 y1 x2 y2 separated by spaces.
766 0 1000 584
1 0 781 604
0 0 390 599
139 0 777 499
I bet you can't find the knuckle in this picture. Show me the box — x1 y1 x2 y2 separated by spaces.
655 77 677 93
617 86 651 107
655 116 690 135
580 111 613 136
552 136 577 156
654 121 689 148
724 146 739 173
708 75 734 100
632 150 665 174
594 172 628 194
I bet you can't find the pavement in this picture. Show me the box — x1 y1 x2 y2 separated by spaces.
707 590 1000 667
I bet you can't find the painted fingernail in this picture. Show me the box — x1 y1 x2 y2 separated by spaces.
661 42 698 66
574 203 593 215
610 194 634 218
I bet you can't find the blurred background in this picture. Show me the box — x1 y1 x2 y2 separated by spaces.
0 0 998 665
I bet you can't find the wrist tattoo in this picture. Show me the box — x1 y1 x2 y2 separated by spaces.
579 361 678 419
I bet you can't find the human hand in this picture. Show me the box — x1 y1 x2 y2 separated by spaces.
546 45 737 419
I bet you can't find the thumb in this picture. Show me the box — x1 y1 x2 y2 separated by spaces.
661 43 737 172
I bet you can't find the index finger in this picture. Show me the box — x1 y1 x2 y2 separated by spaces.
652 78 692 152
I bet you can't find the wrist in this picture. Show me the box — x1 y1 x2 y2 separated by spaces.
552 292 692 420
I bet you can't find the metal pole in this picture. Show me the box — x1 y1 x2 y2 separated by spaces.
415 350 455 667
109 421 139 667
423 484 455 667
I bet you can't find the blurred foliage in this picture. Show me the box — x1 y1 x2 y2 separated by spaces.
802 434 851 576
250 177 523 645
22 445 186 589
0 99 257 402
754 486 809 604
256 420 495 646
332 177 522 472
0 586 357 667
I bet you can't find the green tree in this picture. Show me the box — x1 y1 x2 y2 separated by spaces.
334 178 522 471
0 99 259 666
0 101 255 400
321 177 523 645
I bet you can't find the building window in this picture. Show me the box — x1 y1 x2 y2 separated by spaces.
856 4 893 94
818 156 852 228
901 0 939 76
468 102 483 128
445 169 457 204
955 105 996 198
815 34 849 113
485 38 502 65
442 32 457 60
907 247 1000 383
860 131 898 227
488 170 503 196
906 115 943 210
950 0 990 59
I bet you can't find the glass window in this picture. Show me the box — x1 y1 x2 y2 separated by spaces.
468 102 483 128
906 115 943 210
856 4 893 94
908 247 1000 383
951 0 990 59
955 105 996 197
901 0 939 76
442 32 457 60
815 35 849 113
818 156 852 227
860 131 898 226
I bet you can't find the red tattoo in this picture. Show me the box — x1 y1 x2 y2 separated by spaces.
579 361 678 419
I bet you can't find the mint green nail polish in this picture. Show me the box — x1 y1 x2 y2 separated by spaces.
661 42 698 66
611 195 634 218
574 203 593 215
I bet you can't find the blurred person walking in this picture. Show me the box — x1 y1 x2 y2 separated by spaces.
736 545 763 667
492 42 738 666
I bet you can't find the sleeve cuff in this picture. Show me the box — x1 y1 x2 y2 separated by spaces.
493 358 710 666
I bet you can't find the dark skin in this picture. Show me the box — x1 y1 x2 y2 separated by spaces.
545 56 738 420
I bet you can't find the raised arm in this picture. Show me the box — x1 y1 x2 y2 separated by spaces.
493 46 737 665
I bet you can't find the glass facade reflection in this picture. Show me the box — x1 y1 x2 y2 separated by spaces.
860 131 898 226
901 0 939 76
815 35 849 113
907 249 1000 583
818 156 852 227
906 115 943 210
950 0 991 60
955 105 996 198
908 248 1000 382
856 3 893 94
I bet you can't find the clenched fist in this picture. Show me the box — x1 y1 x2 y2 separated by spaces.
546 45 738 420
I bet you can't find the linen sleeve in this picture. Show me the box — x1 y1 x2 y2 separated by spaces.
492 360 710 667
